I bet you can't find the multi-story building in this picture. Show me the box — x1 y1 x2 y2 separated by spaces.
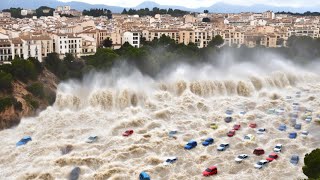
53 33 82 58
122 32 140 48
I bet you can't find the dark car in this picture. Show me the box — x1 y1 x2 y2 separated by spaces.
69 167 80 180
202 138 214 146
225 116 233 123
253 148 265 156
289 132 297 139
233 124 241 130
122 130 134 136
184 140 197 150
290 155 299 165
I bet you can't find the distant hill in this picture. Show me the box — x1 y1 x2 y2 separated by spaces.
1 0 320 13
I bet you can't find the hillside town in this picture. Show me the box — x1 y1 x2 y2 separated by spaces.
0 5 320 63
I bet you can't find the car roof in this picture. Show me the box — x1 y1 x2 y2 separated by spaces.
240 154 248 156
22 136 31 139
260 160 268 162
270 152 278 155
208 166 217 169
255 148 264 150
275 144 282 146
166 156 177 159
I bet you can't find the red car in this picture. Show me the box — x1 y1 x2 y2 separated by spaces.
233 124 241 130
227 130 236 137
122 130 134 136
266 153 279 162
202 166 218 176
253 148 265 155
249 123 257 128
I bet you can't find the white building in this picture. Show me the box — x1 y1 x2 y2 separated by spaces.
122 32 140 48
53 33 82 58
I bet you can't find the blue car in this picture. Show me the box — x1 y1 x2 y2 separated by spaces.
16 136 32 146
184 140 197 150
294 123 301 130
139 171 150 180
289 132 297 139
278 124 287 131
202 138 214 146
290 155 299 165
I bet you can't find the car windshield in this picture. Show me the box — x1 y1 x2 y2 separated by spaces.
166 159 171 162
206 139 212 142
238 155 244 159
258 129 264 132
220 144 225 147
269 155 276 158
206 168 213 172
275 145 281 148
257 162 263 165
244 136 249 139
89 136 96 140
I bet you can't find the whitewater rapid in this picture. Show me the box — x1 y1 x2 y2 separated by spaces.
1 60 320 180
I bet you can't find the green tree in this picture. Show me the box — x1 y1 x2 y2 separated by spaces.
103 37 113 48
208 35 224 47
0 72 13 92
122 8 128 14
202 17 211 22
27 83 45 98
86 48 119 69
303 148 320 179
204 10 209 13
11 57 37 82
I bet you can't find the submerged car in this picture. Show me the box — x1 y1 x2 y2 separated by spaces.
227 130 236 137
244 134 255 141
224 116 233 123
254 160 268 169
16 136 32 147
266 153 279 162
235 154 249 163
278 124 287 131
202 138 214 146
210 123 218 130
233 124 241 130
202 166 218 176
69 167 80 180
184 140 197 150
294 123 302 130
289 132 297 139
86 135 98 143
163 157 178 165
249 123 257 128
253 148 265 156
257 128 266 134
139 171 151 180
169 130 178 138
290 155 299 165
301 131 309 137
273 144 282 152
122 130 134 136
217 143 229 151
305 116 312 123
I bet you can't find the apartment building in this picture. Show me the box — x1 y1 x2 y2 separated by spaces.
0 33 12 62
53 33 82 58
142 29 179 43
122 32 140 48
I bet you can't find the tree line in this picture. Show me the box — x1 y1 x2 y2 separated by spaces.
121 7 190 17
276 11 320 16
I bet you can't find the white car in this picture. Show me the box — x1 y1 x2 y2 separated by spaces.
305 116 312 123
257 128 266 134
301 131 309 138
254 160 268 169
235 154 249 163
163 157 178 165
217 143 229 151
273 144 282 152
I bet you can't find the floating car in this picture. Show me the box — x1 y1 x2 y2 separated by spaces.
85 135 98 143
224 116 233 123
169 130 178 138
273 144 282 152
225 109 233 115
244 134 255 141
301 131 309 137
294 123 301 130
233 124 241 130
278 124 287 131
290 155 299 165
235 154 249 163
210 123 218 130
249 123 257 128
163 157 178 165
266 153 279 162
202 166 218 176
257 128 266 134
217 143 229 151
122 130 134 136
69 167 80 180
16 136 32 147
202 138 214 146
139 171 151 180
254 160 268 169
253 148 265 156
239 111 246 116
227 130 236 137
289 132 297 139
184 140 197 150
305 116 312 123
267 109 276 114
